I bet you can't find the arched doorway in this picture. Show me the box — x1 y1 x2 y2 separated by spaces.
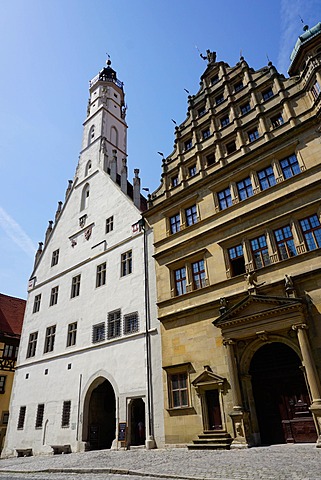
129 398 145 446
84 378 116 450
249 342 317 445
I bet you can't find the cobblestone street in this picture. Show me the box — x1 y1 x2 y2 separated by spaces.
0 444 321 480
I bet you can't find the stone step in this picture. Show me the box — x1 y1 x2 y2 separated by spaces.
187 443 231 450
198 433 232 440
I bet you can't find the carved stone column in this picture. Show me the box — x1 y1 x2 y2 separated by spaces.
292 323 321 447
223 339 249 447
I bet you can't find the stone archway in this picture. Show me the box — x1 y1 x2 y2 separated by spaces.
82 377 116 450
249 342 317 445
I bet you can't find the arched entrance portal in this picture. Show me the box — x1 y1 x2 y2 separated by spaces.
84 379 116 450
129 398 145 446
249 342 317 445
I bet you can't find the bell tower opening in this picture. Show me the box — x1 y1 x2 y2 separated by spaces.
249 342 317 445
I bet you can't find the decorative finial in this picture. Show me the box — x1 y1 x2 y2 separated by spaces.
299 15 309 31
106 53 111 66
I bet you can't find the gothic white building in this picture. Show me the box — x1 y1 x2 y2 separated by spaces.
2 60 164 456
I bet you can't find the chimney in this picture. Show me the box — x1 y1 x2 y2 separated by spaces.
45 221 53 244
110 149 117 182
133 169 141 209
55 201 63 223
121 158 128 194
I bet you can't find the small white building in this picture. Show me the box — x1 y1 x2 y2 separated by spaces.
2 60 164 456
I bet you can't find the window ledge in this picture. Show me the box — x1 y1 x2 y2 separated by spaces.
166 406 196 416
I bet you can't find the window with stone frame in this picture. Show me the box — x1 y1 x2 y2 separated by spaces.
220 115 230 128
44 325 56 354
274 225 297 260
192 260 206 290
311 81 321 100
49 286 59 306
206 153 216 166
250 235 271 269
33 294 41 313
106 216 114 233
108 310 121 339
299 214 321 251
262 87 273 101
171 175 179 187
185 204 198 227
226 140 236 154
26 332 38 358
96 262 106 287
240 102 251 115
92 322 105 343
215 93 224 105
257 166 276 190
247 128 260 142
188 164 197 177
198 105 206 117
61 401 71 428
17 406 26 430
124 312 139 335
184 139 193 151
202 128 211 140
0 376 6 394
51 249 59 267
237 177 253 200
234 80 244 92
35 404 44 429
67 322 77 347
71 274 81 298
170 213 181 234
174 267 187 296
211 74 219 85
121 250 132 276
270 113 284 128
228 244 246 277
280 154 301 179
218 187 232 210
168 372 189 408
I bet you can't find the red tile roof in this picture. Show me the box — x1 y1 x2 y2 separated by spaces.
0 293 26 338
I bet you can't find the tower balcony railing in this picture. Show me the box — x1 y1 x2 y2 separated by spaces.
90 73 123 90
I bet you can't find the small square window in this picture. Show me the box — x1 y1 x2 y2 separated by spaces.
124 312 139 334
106 216 114 233
121 250 132 276
226 141 236 154
202 128 211 140
211 74 219 85
220 116 230 128
92 323 105 343
240 102 251 115
206 153 215 166
262 87 273 101
234 81 244 92
198 106 206 117
33 294 41 313
51 249 59 267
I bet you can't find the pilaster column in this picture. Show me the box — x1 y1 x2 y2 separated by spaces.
292 323 321 447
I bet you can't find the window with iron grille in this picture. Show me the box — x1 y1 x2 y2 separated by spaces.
92 322 105 343
274 226 297 260
44 325 56 353
35 404 44 428
49 286 59 306
174 267 187 296
280 154 300 179
106 216 114 233
257 166 276 190
192 260 206 290
124 312 139 335
228 245 246 276
250 235 271 269
61 401 71 428
108 310 121 339
170 213 180 234
185 205 198 226
71 274 81 298
0 376 6 394
237 177 253 200
169 372 189 408
33 294 41 313
300 214 321 251
26 332 38 358
17 406 26 430
51 249 59 267
218 188 232 210
96 262 106 287
121 250 132 276
67 322 77 347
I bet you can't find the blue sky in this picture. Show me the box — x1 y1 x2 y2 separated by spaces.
0 0 320 299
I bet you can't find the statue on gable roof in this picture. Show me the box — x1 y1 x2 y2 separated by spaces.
200 49 217 64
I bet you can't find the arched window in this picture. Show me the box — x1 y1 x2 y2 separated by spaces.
81 183 90 210
110 126 118 147
85 161 92 177
88 125 95 146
